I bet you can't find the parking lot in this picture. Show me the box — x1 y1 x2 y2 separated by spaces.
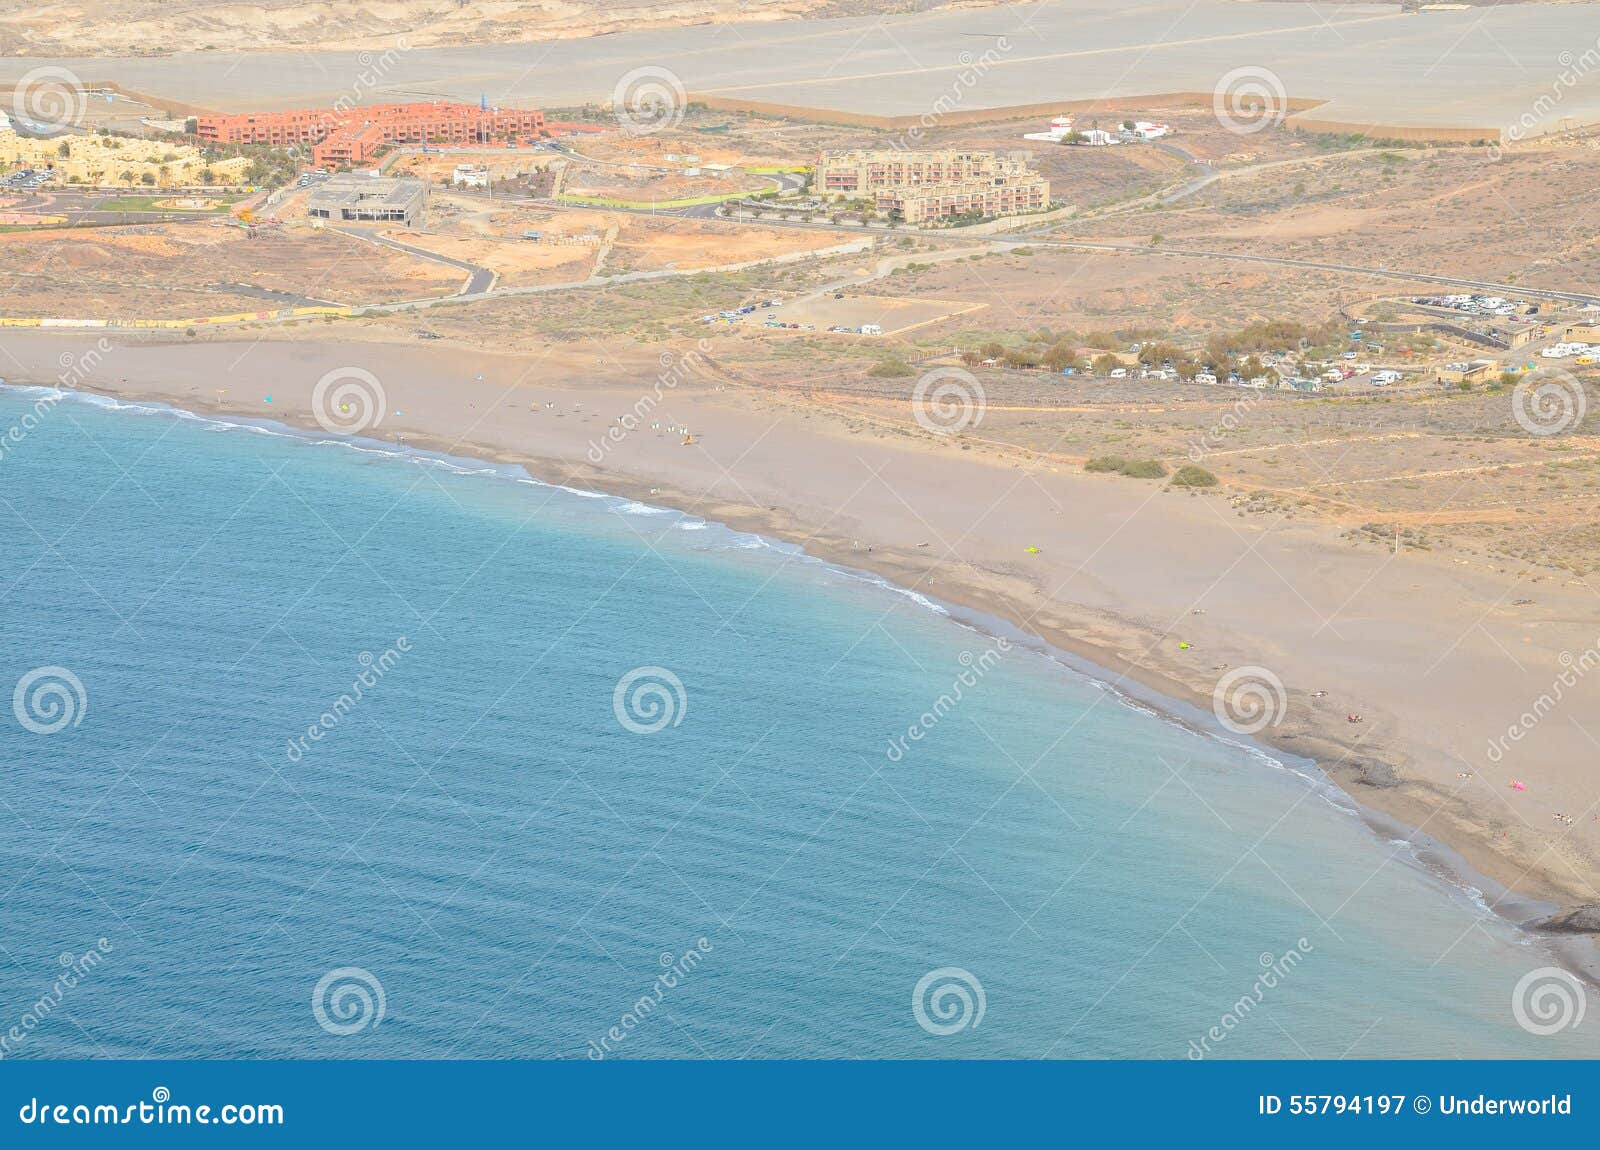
2 168 56 191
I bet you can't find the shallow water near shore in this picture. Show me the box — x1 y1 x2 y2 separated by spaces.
1 386 1595 1059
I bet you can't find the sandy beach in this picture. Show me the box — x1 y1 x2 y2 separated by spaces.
7 329 1600 962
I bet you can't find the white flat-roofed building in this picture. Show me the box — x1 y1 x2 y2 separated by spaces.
307 173 428 227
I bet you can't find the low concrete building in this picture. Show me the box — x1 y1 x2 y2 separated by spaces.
1435 359 1501 385
1502 322 1539 348
306 174 427 227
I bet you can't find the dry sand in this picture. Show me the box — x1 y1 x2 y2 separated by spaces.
6 330 1600 965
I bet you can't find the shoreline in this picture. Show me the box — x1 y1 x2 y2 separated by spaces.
20 375 1593 984
5 331 1598 982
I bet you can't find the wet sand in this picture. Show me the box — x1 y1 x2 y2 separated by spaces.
5 330 1599 966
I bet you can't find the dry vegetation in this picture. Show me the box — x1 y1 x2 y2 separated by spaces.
0 221 461 314
10 103 1600 577
1071 135 1600 290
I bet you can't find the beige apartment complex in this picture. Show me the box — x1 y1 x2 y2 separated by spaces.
0 129 251 187
813 149 1050 223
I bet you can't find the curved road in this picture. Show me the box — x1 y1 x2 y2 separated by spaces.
343 210 1597 313
332 226 496 295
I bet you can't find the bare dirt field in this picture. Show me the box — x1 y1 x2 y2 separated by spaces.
1067 139 1600 291
7 112 1599 578
601 216 853 274
0 221 461 317
378 227 603 289
750 291 984 336
386 152 565 186
561 167 766 204
5 98 1600 941
564 131 770 173
908 107 1306 208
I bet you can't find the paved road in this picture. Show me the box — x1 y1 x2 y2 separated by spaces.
333 226 496 295
360 236 872 316
536 192 1600 306
211 281 339 308
642 177 1600 308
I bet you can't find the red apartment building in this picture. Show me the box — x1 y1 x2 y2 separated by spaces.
195 102 548 168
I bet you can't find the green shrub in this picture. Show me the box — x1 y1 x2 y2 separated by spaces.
867 359 915 378
1170 465 1219 488
1085 456 1167 479
1120 459 1168 479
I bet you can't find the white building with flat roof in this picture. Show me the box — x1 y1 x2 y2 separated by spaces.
1023 114 1074 142
307 173 428 226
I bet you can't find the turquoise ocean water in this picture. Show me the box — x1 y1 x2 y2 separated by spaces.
0 386 1593 1059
